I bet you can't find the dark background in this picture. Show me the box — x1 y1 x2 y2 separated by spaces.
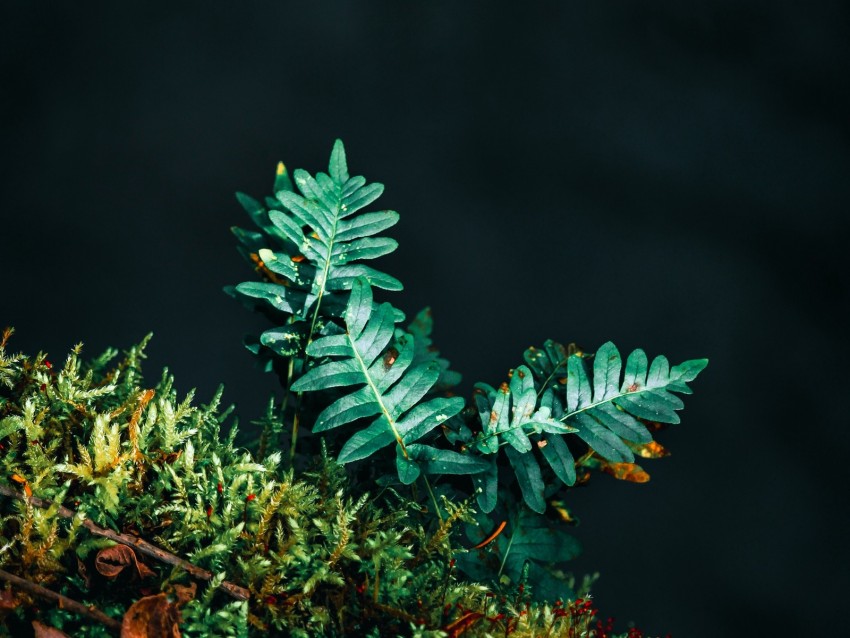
2 2 848 636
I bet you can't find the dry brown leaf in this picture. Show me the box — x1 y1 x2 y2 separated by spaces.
121 593 181 638
96 545 137 578
96 545 154 580
32 621 71 638
601 462 651 483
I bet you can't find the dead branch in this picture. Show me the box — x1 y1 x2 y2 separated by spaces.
0 568 122 633
0 484 250 601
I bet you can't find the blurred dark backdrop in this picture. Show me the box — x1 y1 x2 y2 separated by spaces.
2 2 848 636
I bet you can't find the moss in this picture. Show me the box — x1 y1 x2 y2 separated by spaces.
0 334 652 637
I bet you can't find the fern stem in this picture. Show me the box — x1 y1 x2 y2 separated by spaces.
282 356 299 465
347 330 409 458
306 184 344 341
476 386 656 449
497 525 516 580
535 360 569 399
422 474 444 523
295 188 348 462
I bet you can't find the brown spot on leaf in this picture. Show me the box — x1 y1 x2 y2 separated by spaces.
626 383 639 392
248 252 286 284
121 593 181 638
154 450 182 466
290 254 306 263
383 347 399 368
642 420 667 432
498 382 509 393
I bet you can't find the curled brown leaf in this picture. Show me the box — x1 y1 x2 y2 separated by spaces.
95 545 155 580
601 461 651 483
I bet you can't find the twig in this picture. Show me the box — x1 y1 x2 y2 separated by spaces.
0 568 122 632
0 484 250 601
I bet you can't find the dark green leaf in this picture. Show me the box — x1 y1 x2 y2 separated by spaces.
337 417 397 463
473 457 499 513
504 445 545 514
407 444 490 475
539 432 576 487
260 323 307 358
396 445 420 484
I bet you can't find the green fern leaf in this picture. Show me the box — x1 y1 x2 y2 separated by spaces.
290 278 465 476
562 342 708 462
522 339 579 395
473 367 574 455
229 139 403 364
406 443 490 475
471 456 499 513
504 444 546 514
471 366 576 513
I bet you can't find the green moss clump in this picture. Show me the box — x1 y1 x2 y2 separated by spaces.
0 331 627 637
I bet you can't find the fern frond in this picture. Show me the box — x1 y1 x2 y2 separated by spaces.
561 342 707 463
523 339 580 396
469 342 706 514
291 278 467 481
230 140 402 360
470 366 577 514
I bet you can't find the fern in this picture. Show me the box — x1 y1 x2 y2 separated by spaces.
562 342 707 460
228 141 708 604
463 342 707 514
469 368 577 514
290 278 484 483
0 138 709 635
229 139 402 364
